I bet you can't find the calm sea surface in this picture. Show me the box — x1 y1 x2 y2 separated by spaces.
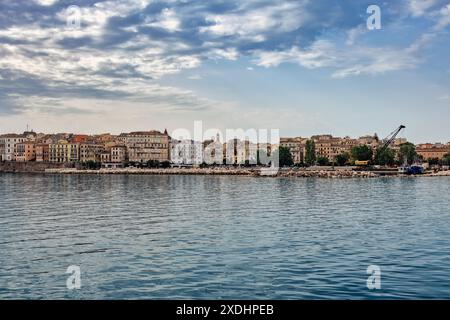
0 174 449 299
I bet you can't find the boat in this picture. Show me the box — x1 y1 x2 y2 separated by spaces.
398 165 424 175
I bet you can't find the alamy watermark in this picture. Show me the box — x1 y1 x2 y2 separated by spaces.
64 4 382 32
65 5 81 30
66 265 81 290
170 121 280 170
367 5 382 30
366 265 381 290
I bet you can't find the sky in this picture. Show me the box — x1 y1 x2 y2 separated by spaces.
0 0 449 143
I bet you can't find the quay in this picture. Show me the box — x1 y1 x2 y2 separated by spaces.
41 167 450 178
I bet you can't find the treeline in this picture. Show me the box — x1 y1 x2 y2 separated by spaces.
278 140 450 167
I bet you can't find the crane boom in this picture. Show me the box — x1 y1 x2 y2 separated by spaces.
378 125 406 154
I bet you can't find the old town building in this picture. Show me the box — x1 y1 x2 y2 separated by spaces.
49 141 80 163
79 143 105 163
122 131 170 163
36 144 50 162
15 142 36 162
0 134 26 161
280 137 308 164
416 143 450 160
110 145 128 163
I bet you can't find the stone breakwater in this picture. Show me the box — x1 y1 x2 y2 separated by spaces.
0 162 72 173
43 167 381 178
45 167 258 176
429 170 450 176
278 170 379 178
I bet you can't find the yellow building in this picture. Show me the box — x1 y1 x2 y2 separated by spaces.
49 141 80 163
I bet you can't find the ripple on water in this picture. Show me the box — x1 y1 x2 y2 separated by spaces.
1 174 450 299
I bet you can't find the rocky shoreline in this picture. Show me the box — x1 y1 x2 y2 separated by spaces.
39 167 450 178
42 168 376 178
2 162 449 178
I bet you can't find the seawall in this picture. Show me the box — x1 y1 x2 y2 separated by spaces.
0 162 74 173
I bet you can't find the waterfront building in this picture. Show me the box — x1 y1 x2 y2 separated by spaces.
280 137 308 164
246 141 259 164
222 139 259 165
224 139 243 165
311 135 359 162
0 134 26 161
79 143 105 163
202 138 223 165
100 152 111 164
36 144 50 162
416 143 450 160
111 145 128 163
357 135 380 152
256 143 274 164
122 131 170 163
0 138 4 161
313 135 335 160
171 140 203 165
15 142 36 162
49 141 80 163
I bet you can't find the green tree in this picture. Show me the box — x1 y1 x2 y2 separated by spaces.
442 153 450 166
83 160 100 170
374 147 396 166
279 146 294 167
335 152 350 166
398 142 417 165
428 158 440 166
305 140 316 166
351 145 373 162
317 156 330 166
146 160 160 168
160 161 171 168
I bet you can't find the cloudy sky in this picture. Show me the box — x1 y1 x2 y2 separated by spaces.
0 0 449 142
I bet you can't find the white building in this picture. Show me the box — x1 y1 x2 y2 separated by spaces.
0 134 26 161
171 140 203 165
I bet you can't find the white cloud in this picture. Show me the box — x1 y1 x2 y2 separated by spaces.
408 0 438 17
434 4 450 30
346 26 367 46
331 46 420 78
33 0 59 6
253 38 420 79
200 1 308 41
254 40 337 69
144 8 181 32
208 48 239 61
